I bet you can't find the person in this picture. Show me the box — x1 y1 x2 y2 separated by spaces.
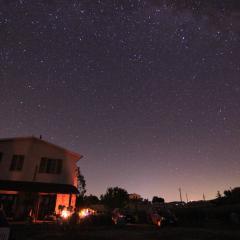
0 201 8 225
69 208 79 227
0 202 10 240
0 208 9 227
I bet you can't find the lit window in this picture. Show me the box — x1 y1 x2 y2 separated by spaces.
10 155 24 171
39 158 62 174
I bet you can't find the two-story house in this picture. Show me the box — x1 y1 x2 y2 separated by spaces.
0 136 82 220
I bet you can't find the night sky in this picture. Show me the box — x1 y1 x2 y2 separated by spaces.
1 0 240 202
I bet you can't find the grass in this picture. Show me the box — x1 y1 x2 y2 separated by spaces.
10 223 240 240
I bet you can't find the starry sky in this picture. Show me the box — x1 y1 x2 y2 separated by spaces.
0 0 240 202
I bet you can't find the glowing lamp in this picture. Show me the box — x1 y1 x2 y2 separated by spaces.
61 209 71 219
79 208 95 218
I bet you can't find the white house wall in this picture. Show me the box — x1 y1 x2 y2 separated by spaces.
0 138 79 186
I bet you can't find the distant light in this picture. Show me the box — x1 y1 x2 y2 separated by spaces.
79 208 95 218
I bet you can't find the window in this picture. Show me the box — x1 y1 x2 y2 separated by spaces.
10 155 24 171
39 158 62 174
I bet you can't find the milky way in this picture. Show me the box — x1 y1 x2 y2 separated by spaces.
0 0 240 201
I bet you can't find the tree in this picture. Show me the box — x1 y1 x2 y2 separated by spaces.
76 167 86 196
228 187 240 203
76 167 86 207
216 191 222 199
152 196 165 204
84 195 100 206
223 190 232 198
101 187 129 209
143 198 150 204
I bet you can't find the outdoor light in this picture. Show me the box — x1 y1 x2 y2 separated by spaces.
61 209 71 219
79 208 95 219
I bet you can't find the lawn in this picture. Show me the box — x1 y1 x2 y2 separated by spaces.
10 223 240 240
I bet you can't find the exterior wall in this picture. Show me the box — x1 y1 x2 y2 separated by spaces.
0 137 81 219
0 139 33 181
28 138 77 185
0 138 79 186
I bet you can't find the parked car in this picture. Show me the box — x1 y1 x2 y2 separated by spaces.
112 209 127 225
125 213 136 224
150 208 177 228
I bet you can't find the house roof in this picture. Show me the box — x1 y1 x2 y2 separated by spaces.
0 136 82 160
0 180 79 194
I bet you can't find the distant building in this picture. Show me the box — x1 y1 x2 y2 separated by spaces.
0 136 82 220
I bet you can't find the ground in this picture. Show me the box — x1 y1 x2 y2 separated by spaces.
10 223 240 240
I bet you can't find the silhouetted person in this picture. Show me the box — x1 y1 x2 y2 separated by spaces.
69 208 79 228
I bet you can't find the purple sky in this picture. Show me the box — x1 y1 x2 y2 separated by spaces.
0 0 240 201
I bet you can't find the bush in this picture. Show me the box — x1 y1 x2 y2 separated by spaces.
173 203 240 227
80 214 113 226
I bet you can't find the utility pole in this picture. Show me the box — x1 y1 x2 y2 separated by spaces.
203 193 206 201
179 188 183 202
186 193 189 203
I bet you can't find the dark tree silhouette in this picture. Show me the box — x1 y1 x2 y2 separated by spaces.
224 190 232 198
229 187 240 203
143 198 150 204
152 196 165 203
101 187 129 209
76 167 86 196
216 191 222 199
76 167 86 207
213 187 240 205
84 195 100 205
